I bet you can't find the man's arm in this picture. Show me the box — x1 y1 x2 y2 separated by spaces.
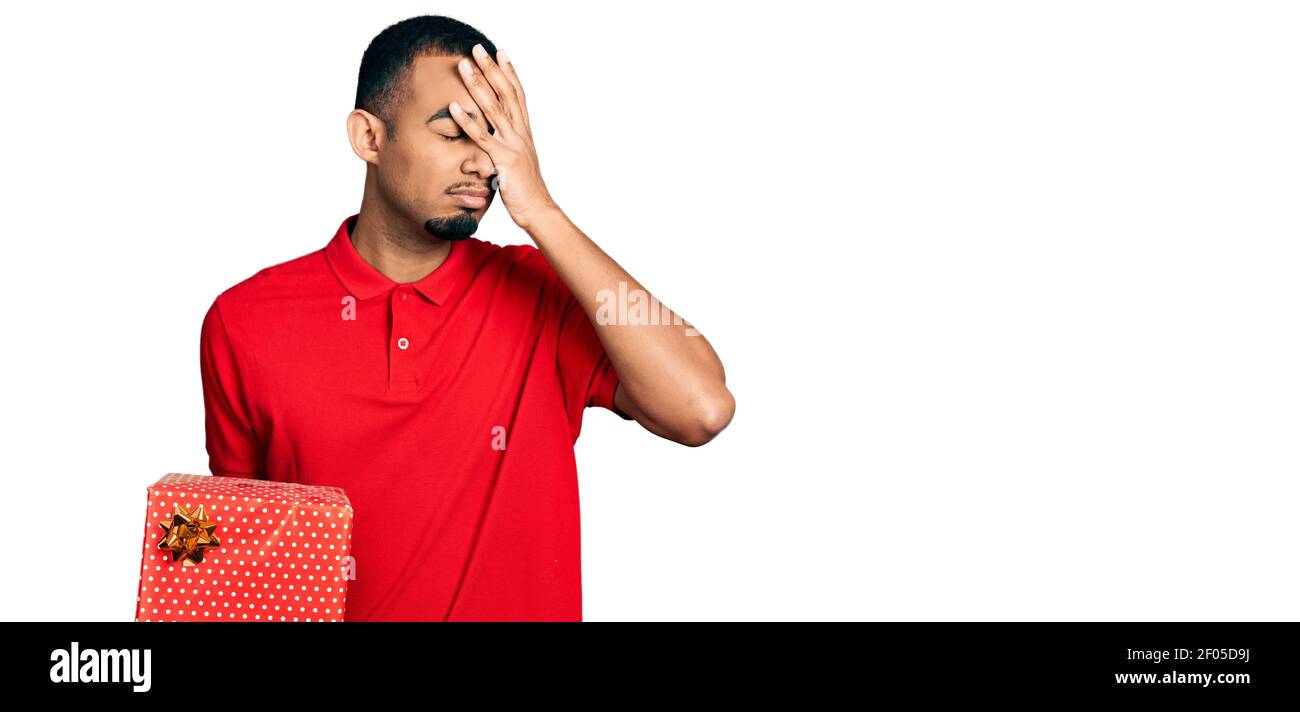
449 45 734 445
529 206 734 446
200 298 268 477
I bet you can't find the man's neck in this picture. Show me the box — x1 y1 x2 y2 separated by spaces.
350 199 453 284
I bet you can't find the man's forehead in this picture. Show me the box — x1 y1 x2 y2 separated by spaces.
408 54 469 105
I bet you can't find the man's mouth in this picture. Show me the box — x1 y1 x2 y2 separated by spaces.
449 188 490 209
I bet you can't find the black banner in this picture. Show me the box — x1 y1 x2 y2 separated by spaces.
0 622 1289 699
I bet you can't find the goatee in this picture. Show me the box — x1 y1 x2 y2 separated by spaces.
423 211 479 241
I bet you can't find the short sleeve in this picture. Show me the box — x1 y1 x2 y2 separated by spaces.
200 298 267 478
555 280 627 440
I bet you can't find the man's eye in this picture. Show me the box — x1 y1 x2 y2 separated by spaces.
443 133 467 142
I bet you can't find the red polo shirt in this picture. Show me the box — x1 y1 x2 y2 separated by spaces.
199 213 626 621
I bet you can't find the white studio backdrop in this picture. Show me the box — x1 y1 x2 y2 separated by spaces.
0 1 1296 621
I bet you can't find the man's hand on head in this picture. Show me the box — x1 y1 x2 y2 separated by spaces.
450 45 735 448
450 44 558 232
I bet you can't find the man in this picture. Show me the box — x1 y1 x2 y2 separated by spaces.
199 15 734 621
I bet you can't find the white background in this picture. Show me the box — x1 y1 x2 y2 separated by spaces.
0 1 1296 621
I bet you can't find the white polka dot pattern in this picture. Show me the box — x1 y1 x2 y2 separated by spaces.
133 473 354 622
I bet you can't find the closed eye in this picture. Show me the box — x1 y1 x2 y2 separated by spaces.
443 133 468 142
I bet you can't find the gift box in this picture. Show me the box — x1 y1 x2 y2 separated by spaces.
134 473 354 622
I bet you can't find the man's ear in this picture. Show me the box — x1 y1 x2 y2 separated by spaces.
346 109 385 166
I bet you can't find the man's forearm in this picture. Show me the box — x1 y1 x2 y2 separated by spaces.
524 204 734 445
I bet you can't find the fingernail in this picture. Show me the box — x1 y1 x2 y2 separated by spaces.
498 49 510 65
449 101 462 114
459 58 472 75
472 44 486 58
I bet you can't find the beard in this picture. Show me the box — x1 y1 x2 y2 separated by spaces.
423 210 480 241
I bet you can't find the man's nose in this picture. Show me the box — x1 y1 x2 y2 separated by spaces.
463 145 495 180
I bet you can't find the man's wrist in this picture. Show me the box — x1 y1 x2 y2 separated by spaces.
520 201 570 242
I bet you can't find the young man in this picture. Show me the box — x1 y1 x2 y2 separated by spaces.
199 15 733 621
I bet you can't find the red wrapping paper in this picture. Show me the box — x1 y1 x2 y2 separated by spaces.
134 473 354 622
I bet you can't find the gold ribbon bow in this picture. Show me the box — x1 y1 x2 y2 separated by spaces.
156 503 221 567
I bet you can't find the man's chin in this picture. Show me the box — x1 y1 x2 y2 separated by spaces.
423 212 479 241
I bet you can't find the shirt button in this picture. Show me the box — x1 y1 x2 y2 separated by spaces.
397 337 410 350
400 292 408 301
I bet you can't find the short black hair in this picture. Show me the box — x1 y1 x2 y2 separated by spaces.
354 15 497 141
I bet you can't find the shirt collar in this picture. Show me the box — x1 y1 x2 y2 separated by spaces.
324 213 473 305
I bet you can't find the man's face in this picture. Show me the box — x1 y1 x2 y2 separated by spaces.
375 53 497 241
